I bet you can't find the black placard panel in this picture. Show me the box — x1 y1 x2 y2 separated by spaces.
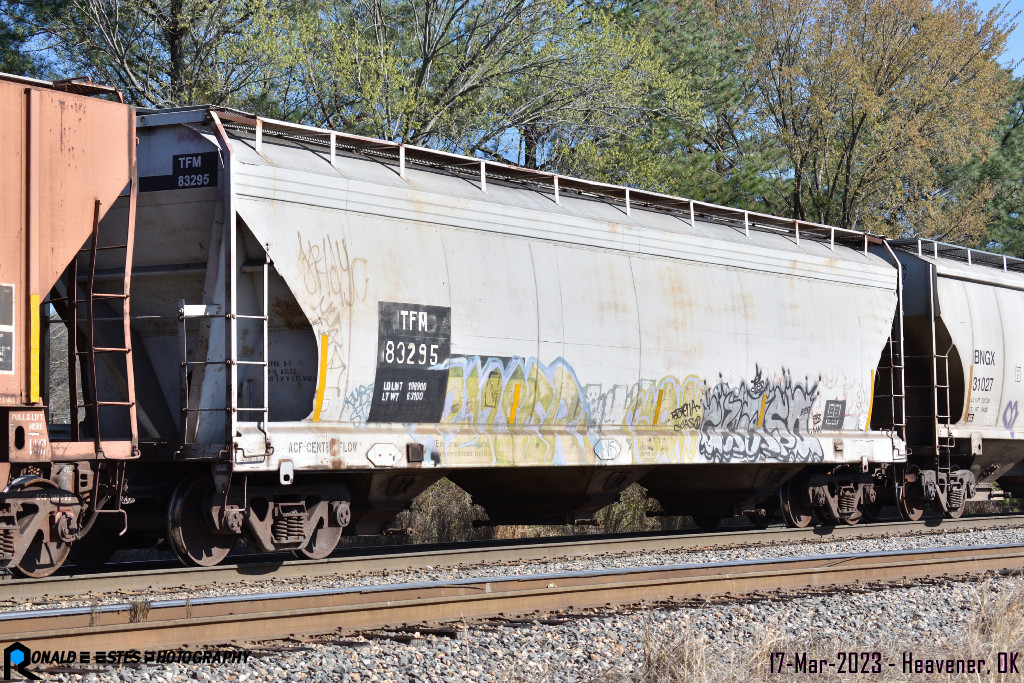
367 302 451 423
140 151 219 192
822 400 847 429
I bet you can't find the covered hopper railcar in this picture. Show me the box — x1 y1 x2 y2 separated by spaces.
0 73 139 576
876 240 1024 519
115 105 901 565
0 72 1013 576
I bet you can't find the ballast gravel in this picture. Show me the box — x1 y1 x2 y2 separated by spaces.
43 573 1024 682
11 524 1024 682
6 524 1024 611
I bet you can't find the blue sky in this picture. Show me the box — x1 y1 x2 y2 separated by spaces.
976 0 1024 74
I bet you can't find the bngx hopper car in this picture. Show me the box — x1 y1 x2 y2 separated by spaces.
1 73 1021 576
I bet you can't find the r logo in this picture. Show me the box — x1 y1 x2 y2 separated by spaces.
3 642 39 680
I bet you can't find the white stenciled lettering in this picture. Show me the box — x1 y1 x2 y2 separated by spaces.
398 309 430 331
381 340 440 366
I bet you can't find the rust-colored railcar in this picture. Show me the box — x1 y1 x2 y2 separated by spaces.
0 74 137 575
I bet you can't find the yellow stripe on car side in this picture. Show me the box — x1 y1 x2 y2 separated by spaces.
312 334 329 422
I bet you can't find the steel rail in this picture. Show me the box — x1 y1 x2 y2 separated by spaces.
2 514 1022 601
4 543 1024 651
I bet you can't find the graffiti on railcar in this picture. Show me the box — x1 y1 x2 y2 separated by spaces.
427 355 592 465
699 367 824 463
585 382 640 427
296 231 368 419
439 355 587 429
622 375 704 463
343 383 374 427
671 401 703 431
415 356 843 464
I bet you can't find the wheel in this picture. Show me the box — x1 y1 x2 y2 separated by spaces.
839 507 862 525
292 519 343 559
167 476 236 567
9 478 72 578
779 478 813 528
69 535 118 571
746 510 770 529
862 499 884 522
944 486 967 519
897 486 925 521
897 467 925 521
692 514 722 532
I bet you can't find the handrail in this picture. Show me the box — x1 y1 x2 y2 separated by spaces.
889 237 1024 274
210 109 879 254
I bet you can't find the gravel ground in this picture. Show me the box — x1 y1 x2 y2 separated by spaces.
5 524 1024 612
9 525 1024 681
39 573 1024 682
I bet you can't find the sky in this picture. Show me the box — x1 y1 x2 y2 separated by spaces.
976 0 1024 74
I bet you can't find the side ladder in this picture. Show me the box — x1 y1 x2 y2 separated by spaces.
178 248 270 452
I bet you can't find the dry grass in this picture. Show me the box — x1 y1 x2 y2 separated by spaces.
394 480 687 544
393 478 494 544
127 598 151 623
503 578 1024 682
965 498 1024 515
395 478 1024 547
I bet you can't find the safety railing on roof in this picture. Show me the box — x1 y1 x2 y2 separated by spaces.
211 109 881 254
888 238 1024 274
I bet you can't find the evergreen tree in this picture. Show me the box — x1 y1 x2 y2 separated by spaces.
1 0 40 76
977 78 1024 256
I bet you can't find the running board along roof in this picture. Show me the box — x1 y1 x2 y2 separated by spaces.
138 106 881 253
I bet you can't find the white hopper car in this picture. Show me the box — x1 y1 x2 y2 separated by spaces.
112 107 904 565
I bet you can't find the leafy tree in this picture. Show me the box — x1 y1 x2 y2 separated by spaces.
252 0 697 163
649 0 785 211
15 0 289 108
558 0 784 211
739 0 1015 239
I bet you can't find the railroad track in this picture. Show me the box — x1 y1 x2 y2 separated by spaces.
3 514 1022 601
6 543 1024 651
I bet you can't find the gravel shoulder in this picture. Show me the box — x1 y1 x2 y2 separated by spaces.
42 572 1024 682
